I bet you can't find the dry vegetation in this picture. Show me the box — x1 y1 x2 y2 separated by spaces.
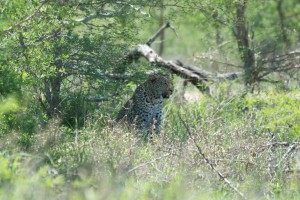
1 87 300 200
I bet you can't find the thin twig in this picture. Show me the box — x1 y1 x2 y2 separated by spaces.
256 141 300 157
263 142 300 150
178 113 247 200
267 141 300 147
127 153 170 174
261 49 300 64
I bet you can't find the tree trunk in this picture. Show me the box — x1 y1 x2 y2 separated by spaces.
276 0 291 49
44 75 62 117
43 55 63 118
158 0 165 56
234 0 256 89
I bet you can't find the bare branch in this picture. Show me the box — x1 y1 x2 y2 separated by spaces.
146 23 178 47
178 113 247 200
261 49 300 64
243 48 300 81
135 44 242 94
175 60 242 80
146 23 170 46
257 141 300 156
258 63 300 80
266 142 300 148
119 23 241 94
275 143 297 168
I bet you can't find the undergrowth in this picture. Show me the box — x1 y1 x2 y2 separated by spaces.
0 90 300 200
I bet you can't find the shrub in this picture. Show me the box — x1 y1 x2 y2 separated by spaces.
244 91 300 140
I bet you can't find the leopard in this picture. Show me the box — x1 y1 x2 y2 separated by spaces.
116 73 173 138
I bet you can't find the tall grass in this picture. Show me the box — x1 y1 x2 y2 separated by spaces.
0 90 300 199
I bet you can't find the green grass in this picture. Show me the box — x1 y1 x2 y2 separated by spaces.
0 90 300 200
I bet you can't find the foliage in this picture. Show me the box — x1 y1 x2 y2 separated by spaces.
0 0 146 136
0 0 300 199
244 91 300 140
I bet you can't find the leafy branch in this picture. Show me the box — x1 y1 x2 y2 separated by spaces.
3 0 49 33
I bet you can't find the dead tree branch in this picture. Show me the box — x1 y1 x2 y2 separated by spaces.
178 113 247 200
146 22 178 46
257 49 300 79
146 23 171 46
267 142 300 147
257 141 300 160
135 44 242 95
113 23 242 95
275 143 297 168
175 60 242 80
119 23 242 95
136 44 211 93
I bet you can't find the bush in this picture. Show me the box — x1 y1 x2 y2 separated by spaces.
244 91 300 140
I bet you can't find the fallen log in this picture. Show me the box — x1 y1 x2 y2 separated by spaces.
136 44 211 94
134 44 242 95
121 23 242 95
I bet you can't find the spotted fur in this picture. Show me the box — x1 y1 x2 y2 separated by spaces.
116 73 173 137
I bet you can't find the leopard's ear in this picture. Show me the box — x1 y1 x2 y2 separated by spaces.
149 73 170 82
149 74 159 82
